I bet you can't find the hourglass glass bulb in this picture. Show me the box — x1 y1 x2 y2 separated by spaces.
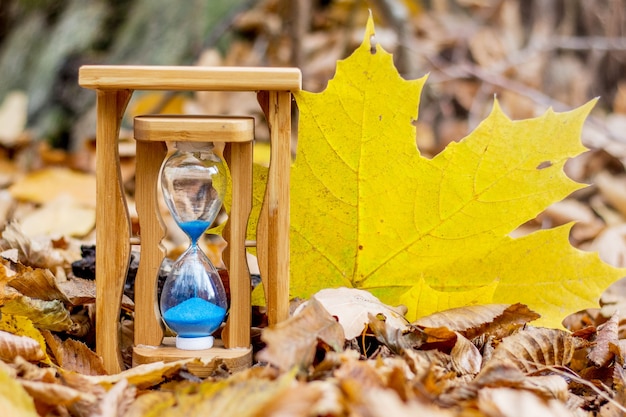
159 141 229 350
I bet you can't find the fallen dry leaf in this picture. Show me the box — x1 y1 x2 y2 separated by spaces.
0 221 82 271
136 368 296 417
84 359 198 390
43 331 106 375
20 379 94 408
0 330 44 363
302 287 409 340
0 365 38 417
596 171 626 218
354 388 456 417
588 312 619 367
450 332 482 375
477 387 574 417
487 326 585 374
122 392 175 417
414 303 540 341
9 167 96 208
18 194 95 238
4 259 71 304
258 297 344 371
1 295 74 332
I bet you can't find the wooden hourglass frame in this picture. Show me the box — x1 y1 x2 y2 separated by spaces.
79 66 301 374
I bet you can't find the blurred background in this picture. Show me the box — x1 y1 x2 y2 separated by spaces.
1 0 626 315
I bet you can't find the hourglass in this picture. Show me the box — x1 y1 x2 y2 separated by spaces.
159 139 229 350
132 114 256 371
79 65 300 374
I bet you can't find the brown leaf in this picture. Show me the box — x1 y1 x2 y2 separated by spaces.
8 167 96 208
414 303 540 341
477 387 574 417
94 379 136 417
0 330 45 363
252 382 325 417
596 171 626 218
20 380 94 407
348 387 455 417
18 195 95 238
5 260 70 304
43 332 106 375
123 392 175 417
83 359 198 390
486 326 585 374
258 297 344 371
588 312 619 367
450 333 482 375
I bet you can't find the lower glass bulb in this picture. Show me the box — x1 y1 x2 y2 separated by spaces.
160 245 228 350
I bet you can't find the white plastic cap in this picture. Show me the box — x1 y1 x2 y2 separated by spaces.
175 335 214 350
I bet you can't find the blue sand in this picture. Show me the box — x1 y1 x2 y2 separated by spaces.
179 220 211 242
163 297 226 337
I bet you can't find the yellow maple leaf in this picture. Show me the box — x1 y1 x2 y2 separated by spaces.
279 15 626 328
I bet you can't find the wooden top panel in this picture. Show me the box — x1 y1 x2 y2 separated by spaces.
134 115 254 142
79 65 301 91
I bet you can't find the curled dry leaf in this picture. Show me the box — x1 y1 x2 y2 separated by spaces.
487 326 585 374
20 379 94 407
4 260 71 304
43 331 106 375
301 288 409 340
450 333 482 375
414 303 540 341
258 297 344 371
0 330 45 363
588 312 619 368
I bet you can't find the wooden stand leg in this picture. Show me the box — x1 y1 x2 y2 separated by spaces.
261 91 291 325
134 140 167 347
95 90 132 374
223 142 253 348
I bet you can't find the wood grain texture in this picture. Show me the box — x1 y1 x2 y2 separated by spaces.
264 91 292 325
134 115 254 142
222 141 253 348
133 338 252 376
133 139 168 347
79 66 301 92
95 89 132 374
